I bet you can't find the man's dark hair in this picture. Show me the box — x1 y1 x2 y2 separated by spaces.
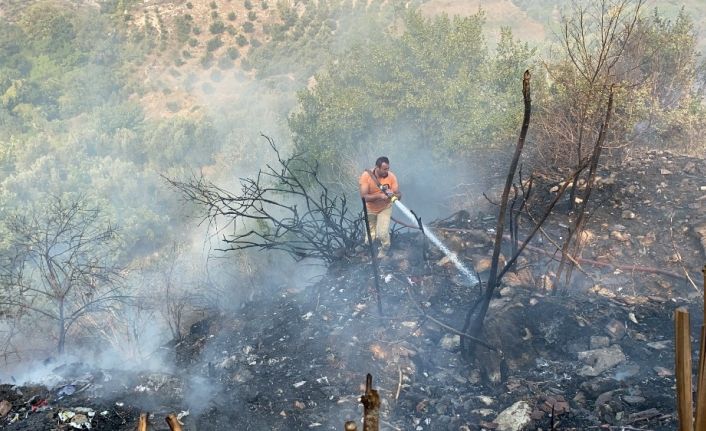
375 156 390 167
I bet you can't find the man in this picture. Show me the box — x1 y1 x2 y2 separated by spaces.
359 156 401 257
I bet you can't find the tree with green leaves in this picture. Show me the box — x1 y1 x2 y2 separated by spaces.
288 10 536 182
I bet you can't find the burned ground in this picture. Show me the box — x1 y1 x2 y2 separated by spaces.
1 149 703 430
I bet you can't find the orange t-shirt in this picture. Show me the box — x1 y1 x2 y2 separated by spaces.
359 170 399 214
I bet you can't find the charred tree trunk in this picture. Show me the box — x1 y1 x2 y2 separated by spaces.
555 88 614 290
362 199 383 316
461 71 532 358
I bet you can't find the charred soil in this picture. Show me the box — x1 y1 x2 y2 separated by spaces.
1 150 704 430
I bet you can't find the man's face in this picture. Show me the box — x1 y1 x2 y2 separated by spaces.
376 162 390 178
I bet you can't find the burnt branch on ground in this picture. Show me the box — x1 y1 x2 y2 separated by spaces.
167 134 364 263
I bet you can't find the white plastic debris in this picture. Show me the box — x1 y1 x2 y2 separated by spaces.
293 381 307 388
628 312 638 324
177 410 190 420
384 274 393 283
69 413 92 429
302 311 314 320
73 407 95 417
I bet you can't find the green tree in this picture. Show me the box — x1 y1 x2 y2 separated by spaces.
289 11 534 178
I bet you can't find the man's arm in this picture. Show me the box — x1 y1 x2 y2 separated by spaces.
359 177 386 202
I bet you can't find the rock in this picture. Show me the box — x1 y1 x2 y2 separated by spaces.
577 345 626 376
621 210 636 219
694 223 706 255
499 286 514 296
595 390 623 424
647 340 671 350
580 377 620 397
436 255 452 267
476 395 495 406
654 366 673 377
610 230 631 242
539 395 570 415
439 334 460 350
605 319 626 341
590 336 610 349
660 168 672 175
494 401 532 431
0 400 11 417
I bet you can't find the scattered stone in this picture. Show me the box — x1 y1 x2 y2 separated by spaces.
499 286 514 296
605 319 626 341
694 223 706 255
621 210 636 219
494 401 532 431
610 230 631 242
476 395 495 406
539 395 570 415
647 340 671 350
660 168 672 175
654 366 673 377
577 345 626 376
439 334 460 350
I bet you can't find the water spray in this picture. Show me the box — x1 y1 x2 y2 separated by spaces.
392 200 476 283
